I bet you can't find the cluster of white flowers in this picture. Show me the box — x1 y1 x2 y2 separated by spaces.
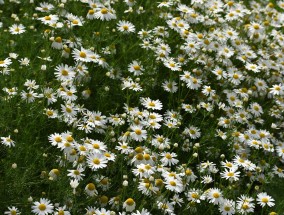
1 0 284 214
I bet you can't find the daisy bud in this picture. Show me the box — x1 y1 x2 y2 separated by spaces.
28 196 33 202
12 163 17 169
255 185 259 190
220 154 225 159
13 129 18 133
194 143 200 148
174 143 178 147
41 65 47 70
193 153 198 158
123 175 128 179
123 180 128 186
104 86 109 91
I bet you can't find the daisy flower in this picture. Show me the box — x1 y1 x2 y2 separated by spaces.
140 97 163 110
117 20 136 33
95 208 111 215
245 63 260 73
0 58 12 68
157 201 174 214
163 57 181 71
220 168 240 182
269 84 284 96
67 165 85 181
164 178 183 193
187 189 205 203
207 188 223 205
35 2 54 12
94 7 117 21
9 24 25 34
219 199 235 215
131 208 151 215
249 102 263 117
85 183 98 197
236 195 255 214
1 136 15 147
128 60 144 76
160 152 179 166
4 206 20 215
86 9 96 20
162 80 178 93
54 64 75 81
31 198 54 215
38 14 59 25
86 152 108 170
123 198 136 212
54 206 71 215
72 47 92 62
257 192 275 207
130 125 147 142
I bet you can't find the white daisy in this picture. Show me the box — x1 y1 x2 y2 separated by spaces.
31 198 54 215
117 20 136 33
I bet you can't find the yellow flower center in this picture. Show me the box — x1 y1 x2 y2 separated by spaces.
262 197 269 203
87 183 96 190
72 20 79 25
191 193 199 199
253 24 260 30
135 129 142 135
66 136 73 142
185 169 192 175
104 153 111 158
169 181 176 186
213 193 220 198
55 37 62 43
11 211 17 215
101 178 108 185
44 16 51 20
136 153 143 160
126 198 135 206
100 195 108 203
133 65 140 70
38 204 46 211
144 154 150 160
123 25 129 31
61 69 68 76
165 153 172 159
66 107 72 114
79 52 87 58
101 8 108 14
93 158 100 165
58 210 65 215
224 206 231 211
74 170 80 175
227 172 234 177
93 143 100 149
233 74 239 79
89 10 95 15
52 169 60 175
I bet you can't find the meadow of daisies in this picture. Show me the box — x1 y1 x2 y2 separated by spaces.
1 0 284 214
